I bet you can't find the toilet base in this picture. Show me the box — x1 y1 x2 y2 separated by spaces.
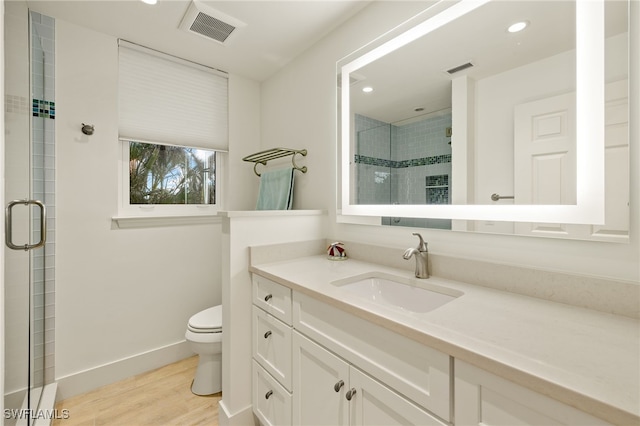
191 352 222 396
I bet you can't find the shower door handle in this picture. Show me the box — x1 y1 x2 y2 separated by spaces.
5 199 47 251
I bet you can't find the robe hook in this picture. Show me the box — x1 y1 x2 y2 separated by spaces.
81 123 95 136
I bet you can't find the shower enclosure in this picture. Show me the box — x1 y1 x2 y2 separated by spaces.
354 112 453 229
4 7 57 424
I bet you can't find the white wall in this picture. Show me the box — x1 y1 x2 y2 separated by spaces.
260 1 434 212
219 212 327 426
261 1 640 282
53 17 260 398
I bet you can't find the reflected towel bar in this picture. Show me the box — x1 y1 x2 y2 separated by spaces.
243 148 308 177
491 193 515 201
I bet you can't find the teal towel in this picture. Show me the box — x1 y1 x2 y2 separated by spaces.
256 167 294 210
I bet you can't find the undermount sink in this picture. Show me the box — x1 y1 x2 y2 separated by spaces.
331 272 462 314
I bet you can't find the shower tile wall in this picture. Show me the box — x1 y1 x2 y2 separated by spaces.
30 11 56 386
355 112 452 228
355 115 391 204
392 113 452 206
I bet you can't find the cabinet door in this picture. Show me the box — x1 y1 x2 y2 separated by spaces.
293 291 450 420
253 274 292 324
293 331 350 426
349 367 447 426
253 306 292 390
455 360 612 426
253 360 292 426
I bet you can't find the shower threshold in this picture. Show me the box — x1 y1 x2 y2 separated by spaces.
15 383 58 426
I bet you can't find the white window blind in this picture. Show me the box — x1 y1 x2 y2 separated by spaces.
118 40 228 151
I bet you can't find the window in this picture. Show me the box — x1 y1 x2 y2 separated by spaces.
128 142 216 205
117 40 228 220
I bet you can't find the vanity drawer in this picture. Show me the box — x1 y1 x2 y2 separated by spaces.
253 360 292 426
253 305 292 391
253 274 292 325
293 291 451 421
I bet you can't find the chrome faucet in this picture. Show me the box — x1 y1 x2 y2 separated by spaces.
403 233 429 279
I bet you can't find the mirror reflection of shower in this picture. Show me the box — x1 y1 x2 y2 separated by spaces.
354 109 453 229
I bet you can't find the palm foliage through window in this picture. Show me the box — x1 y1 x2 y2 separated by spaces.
129 142 216 205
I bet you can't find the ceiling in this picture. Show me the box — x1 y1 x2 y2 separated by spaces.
27 0 371 81
347 0 627 124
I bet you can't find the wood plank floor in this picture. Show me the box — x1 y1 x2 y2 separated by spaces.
52 356 221 426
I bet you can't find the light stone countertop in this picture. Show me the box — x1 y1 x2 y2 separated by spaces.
249 255 640 425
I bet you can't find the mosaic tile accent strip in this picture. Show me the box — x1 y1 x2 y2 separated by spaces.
354 154 451 169
33 99 55 119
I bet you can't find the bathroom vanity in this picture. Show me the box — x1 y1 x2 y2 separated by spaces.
249 243 639 426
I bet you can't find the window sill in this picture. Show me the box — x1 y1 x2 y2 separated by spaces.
112 214 222 229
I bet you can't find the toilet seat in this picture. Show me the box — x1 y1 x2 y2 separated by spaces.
188 306 222 333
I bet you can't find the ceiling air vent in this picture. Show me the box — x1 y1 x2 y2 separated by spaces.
179 1 246 45
445 61 475 75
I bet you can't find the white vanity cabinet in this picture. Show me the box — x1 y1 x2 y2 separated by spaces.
251 275 293 426
293 331 447 426
293 290 451 424
251 273 452 426
454 360 612 426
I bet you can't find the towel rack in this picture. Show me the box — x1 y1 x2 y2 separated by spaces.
242 148 308 177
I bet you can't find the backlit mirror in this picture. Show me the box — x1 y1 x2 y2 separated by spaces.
339 0 628 231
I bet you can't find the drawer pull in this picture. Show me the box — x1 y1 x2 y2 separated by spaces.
265 390 273 399
264 294 273 302
264 330 272 339
346 388 357 401
334 380 344 392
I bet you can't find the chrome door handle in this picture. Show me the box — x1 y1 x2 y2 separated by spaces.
5 199 46 251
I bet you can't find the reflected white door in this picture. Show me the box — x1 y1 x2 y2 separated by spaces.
514 81 629 241
514 92 577 237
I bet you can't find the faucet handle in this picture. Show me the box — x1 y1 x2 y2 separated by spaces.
412 233 428 252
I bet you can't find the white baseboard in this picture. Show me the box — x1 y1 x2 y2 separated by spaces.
55 340 193 401
219 400 256 426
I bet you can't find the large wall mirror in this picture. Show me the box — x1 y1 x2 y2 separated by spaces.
338 0 630 241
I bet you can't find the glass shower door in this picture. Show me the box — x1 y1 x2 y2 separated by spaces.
4 7 53 424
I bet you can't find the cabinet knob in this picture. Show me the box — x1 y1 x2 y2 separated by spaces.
334 380 344 392
265 390 273 399
264 330 272 339
264 294 273 302
345 388 357 401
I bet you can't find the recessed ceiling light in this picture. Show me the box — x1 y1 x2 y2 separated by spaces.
141 0 157 5
362 86 373 93
507 21 529 33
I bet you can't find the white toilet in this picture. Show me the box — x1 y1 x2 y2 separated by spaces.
185 305 222 395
